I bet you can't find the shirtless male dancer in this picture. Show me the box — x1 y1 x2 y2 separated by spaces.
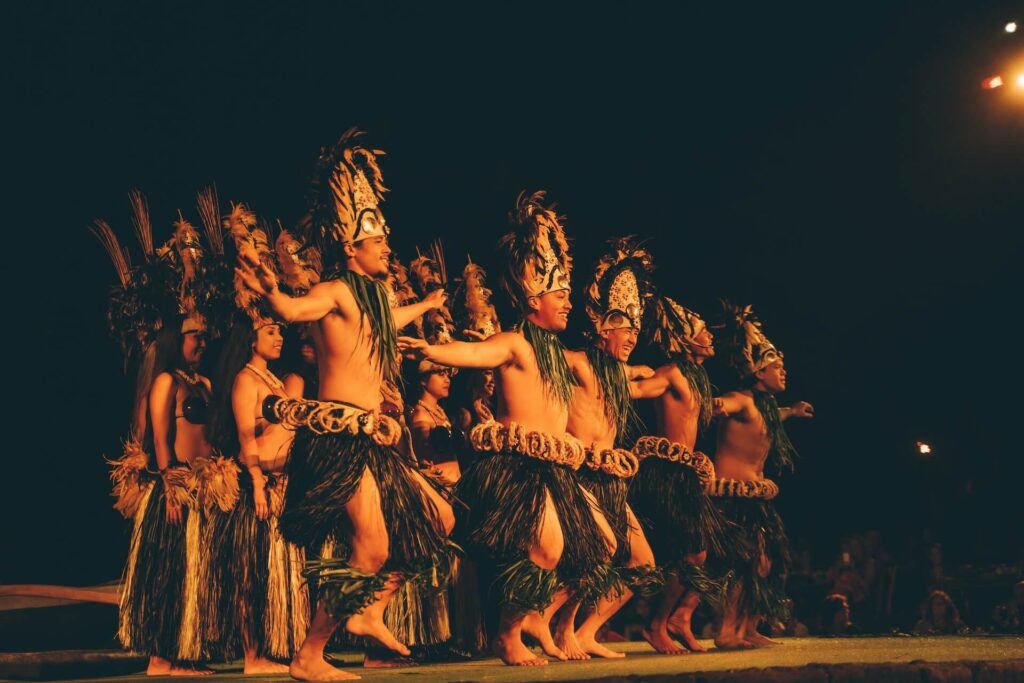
399 191 616 666
558 237 668 660
237 129 455 681
629 296 724 653
711 303 813 648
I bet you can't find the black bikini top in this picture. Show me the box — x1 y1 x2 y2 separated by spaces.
179 395 208 425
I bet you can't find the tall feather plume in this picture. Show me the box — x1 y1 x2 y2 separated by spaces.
458 256 501 338
498 190 572 311
195 186 224 255
89 219 132 288
308 127 387 266
128 189 154 260
584 235 654 335
409 244 454 344
276 228 320 294
385 252 422 337
647 296 690 358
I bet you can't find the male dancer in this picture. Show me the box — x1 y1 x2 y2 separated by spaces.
558 238 668 659
237 129 455 682
710 303 813 648
399 191 616 666
629 296 724 653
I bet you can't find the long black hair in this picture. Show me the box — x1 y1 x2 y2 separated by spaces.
132 317 186 452
205 317 257 456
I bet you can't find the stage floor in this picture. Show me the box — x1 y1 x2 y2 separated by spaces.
3 637 1024 682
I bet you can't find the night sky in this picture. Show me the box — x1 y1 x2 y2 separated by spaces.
4 1 1022 586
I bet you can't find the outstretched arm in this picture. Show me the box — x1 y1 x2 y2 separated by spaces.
235 252 337 322
780 401 815 421
713 391 750 419
393 289 447 330
630 374 669 399
399 332 516 370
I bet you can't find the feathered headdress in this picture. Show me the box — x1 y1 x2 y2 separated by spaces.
585 236 655 335
457 256 501 339
498 190 572 311
718 301 783 378
409 241 455 346
306 127 388 269
647 296 709 358
275 228 321 295
226 202 277 328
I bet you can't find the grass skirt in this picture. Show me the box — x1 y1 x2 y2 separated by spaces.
118 470 206 661
454 451 609 612
279 428 454 621
203 471 309 660
712 497 790 622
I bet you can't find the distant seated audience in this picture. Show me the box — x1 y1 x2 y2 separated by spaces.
992 581 1024 634
913 590 966 635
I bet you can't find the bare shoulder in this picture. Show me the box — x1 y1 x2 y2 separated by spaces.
656 363 685 393
233 369 257 391
313 279 351 311
150 371 176 396
200 375 212 392
564 349 592 380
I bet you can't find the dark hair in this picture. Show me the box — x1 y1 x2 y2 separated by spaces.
204 319 256 455
132 318 186 452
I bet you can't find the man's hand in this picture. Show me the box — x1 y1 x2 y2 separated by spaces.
235 251 279 297
461 329 487 341
398 336 431 361
712 397 727 417
787 401 815 419
423 288 447 310
629 365 655 380
165 498 183 525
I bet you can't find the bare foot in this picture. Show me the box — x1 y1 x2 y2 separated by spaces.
290 650 360 681
576 632 625 658
522 613 568 661
345 613 411 656
553 627 591 661
642 627 688 655
667 618 708 652
363 647 418 668
714 634 755 650
744 631 782 647
492 635 548 666
244 657 291 675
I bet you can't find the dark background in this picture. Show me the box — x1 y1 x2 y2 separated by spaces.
3 1 1022 585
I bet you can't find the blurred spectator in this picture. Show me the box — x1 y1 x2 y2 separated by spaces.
992 581 1024 634
818 593 860 636
913 589 966 635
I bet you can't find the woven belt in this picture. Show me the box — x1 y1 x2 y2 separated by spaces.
706 477 780 500
264 396 401 446
632 436 715 485
469 420 586 470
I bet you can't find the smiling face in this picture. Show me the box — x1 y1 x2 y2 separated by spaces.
345 234 391 278
600 323 639 363
528 288 572 332
254 323 283 362
691 326 715 359
479 369 495 398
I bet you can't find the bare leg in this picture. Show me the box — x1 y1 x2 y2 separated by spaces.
714 585 752 650
341 468 409 656
147 656 214 677
666 550 708 652
493 606 548 666
552 599 590 660
742 615 781 647
408 467 455 537
519 493 569 661
289 606 359 681
577 506 650 658
496 491 564 665
523 589 571 660
644 572 687 655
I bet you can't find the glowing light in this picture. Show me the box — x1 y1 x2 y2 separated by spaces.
982 75 1004 89
916 442 932 455
1017 73 1024 88
1006 21 1018 33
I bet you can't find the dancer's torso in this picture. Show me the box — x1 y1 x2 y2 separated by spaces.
494 331 570 437
713 390 770 481
172 376 213 465
654 364 702 450
565 350 617 450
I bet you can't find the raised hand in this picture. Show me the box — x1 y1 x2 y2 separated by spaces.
629 364 655 380
398 335 430 361
234 250 279 296
424 288 448 309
